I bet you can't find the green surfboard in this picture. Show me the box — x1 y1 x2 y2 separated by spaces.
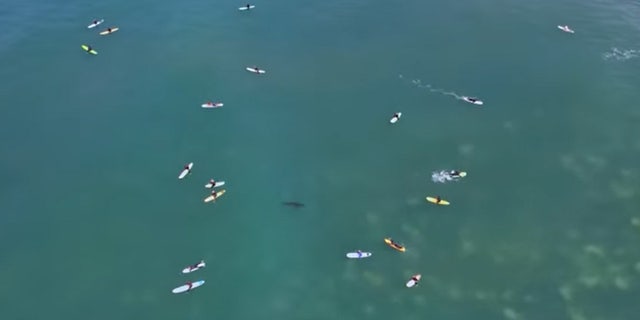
81 45 98 55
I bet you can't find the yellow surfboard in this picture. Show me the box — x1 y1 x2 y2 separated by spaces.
426 196 450 206
456 171 467 178
99 27 119 35
204 189 226 203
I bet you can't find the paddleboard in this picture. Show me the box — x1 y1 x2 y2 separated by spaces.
205 180 226 188
346 251 372 259
201 102 224 108
558 25 574 33
426 196 450 206
246 67 266 74
99 27 119 35
182 261 205 273
462 97 483 105
384 238 406 252
406 274 422 288
239 5 255 10
178 162 193 179
390 112 402 124
87 19 104 29
204 189 226 203
172 280 205 294
81 45 98 55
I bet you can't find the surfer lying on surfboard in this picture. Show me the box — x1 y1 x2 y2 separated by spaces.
186 264 199 272
208 190 219 201
183 260 205 273
246 66 265 74
449 170 463 178
461 96 483 105
558 25 574 33
384 238 406 252
406 274 422 287
390 112 402 124
99 27 120 35
202 101 223 108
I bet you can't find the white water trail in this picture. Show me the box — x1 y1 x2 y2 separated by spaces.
602 47 639 61
399 74 465 101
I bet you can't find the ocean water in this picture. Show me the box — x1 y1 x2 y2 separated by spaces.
1 0 640 319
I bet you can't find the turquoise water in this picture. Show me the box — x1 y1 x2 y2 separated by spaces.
2 0 640 319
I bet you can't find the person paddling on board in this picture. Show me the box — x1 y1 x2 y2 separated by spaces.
92 20 98 25
246 4 252 9
435 196 442 204
356 250 363 258
467 97 478 103
210 190 218 201
388 238 403 249
449 170 462 178
410 275 421 286
209 179 216 186
186 281 193 292
107 27 112 33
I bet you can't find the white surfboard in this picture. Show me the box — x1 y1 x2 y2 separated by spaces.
406 274 421 288
87 19 104 29
178 162 193 179
239 5 255 10
390 112 402 124
205 180 226 188
557 25 574 33
182 261 206 274
462 96 483 105
202 102 223 109
246 67 266 74
172 280 205 294
346 251 372 259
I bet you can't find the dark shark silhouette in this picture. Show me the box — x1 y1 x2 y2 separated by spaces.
282 201 305 208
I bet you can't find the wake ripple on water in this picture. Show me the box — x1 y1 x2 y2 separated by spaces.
398 74 483 104
399 74 463 100
602 47 639 61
